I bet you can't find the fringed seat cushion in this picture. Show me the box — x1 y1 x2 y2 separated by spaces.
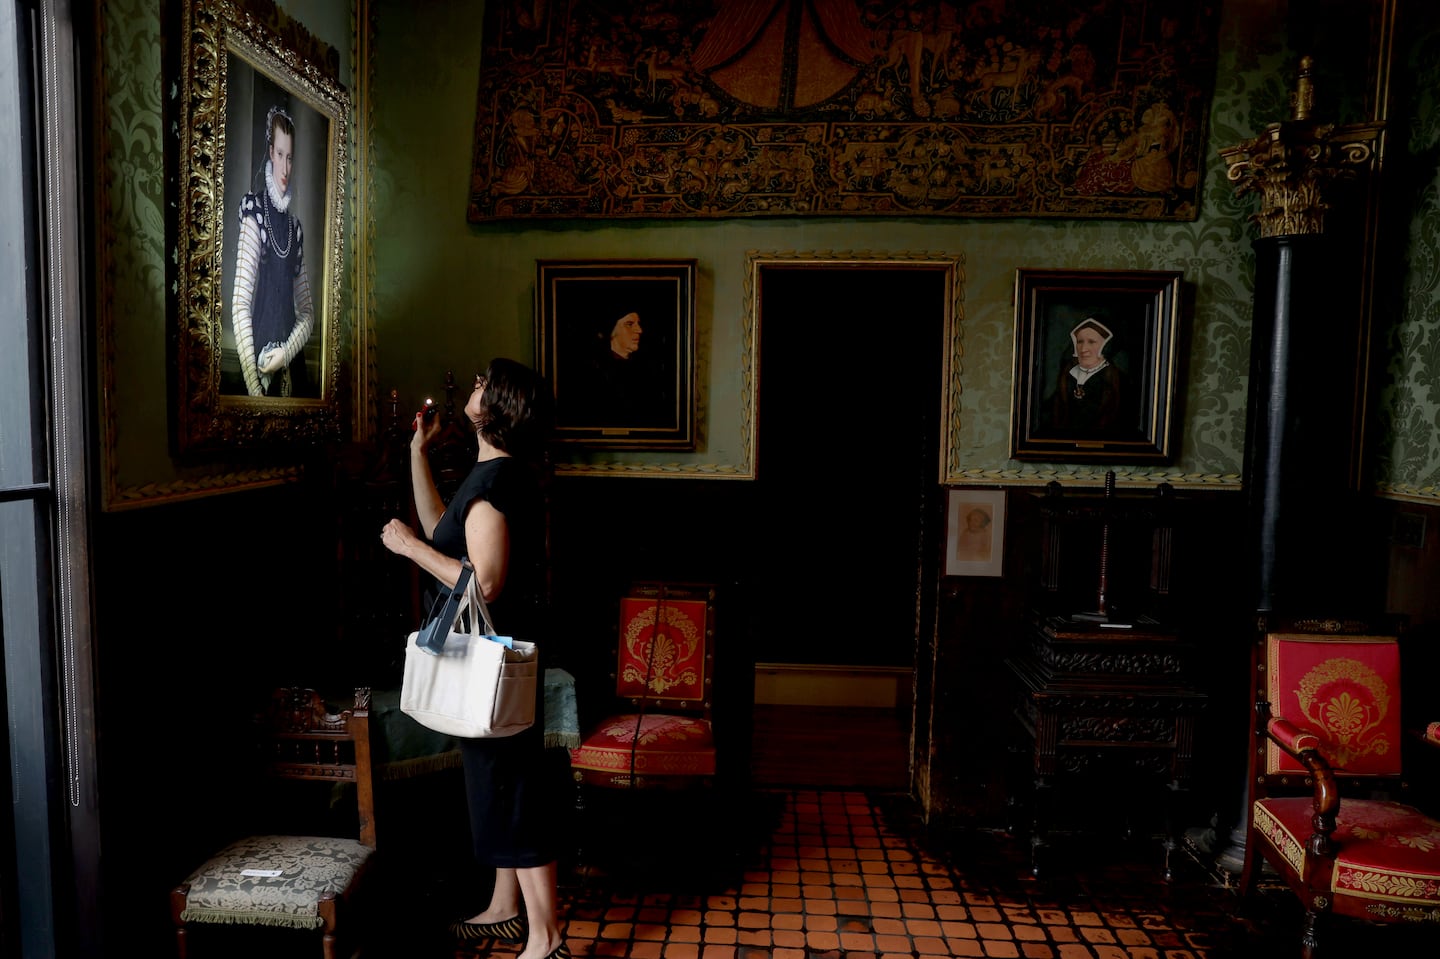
1253 798 1440 920
569 713 714 784
179 834 375 930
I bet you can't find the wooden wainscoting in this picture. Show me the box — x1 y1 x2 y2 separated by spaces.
750 665 911 790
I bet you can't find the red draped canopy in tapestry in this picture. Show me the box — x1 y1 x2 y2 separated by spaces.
466 0 1222 222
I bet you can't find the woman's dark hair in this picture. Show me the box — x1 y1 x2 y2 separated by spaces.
266 105 294 150
476 357 553 460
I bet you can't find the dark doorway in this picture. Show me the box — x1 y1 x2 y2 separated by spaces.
754 264 947 667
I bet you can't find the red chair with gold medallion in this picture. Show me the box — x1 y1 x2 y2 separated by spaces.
567 583 718 880
569 582 716 789
1240 623 1440 957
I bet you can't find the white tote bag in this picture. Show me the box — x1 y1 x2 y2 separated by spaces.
400 561 538 738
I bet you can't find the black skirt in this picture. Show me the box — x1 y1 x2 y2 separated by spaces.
457 664 564 868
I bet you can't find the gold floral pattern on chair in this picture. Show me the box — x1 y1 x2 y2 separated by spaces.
569 713 716 779
1293 657 1393 769
598 714 709 747
1254 798 1440 908
618 599 706 699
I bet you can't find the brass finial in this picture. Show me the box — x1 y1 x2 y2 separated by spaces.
1218 53 1381 237
1292 55 1314 121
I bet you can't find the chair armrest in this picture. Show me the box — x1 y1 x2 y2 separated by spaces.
1267 717 1323 755
1264 717 1339 858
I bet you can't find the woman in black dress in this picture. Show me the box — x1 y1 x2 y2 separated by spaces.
381 358 568 959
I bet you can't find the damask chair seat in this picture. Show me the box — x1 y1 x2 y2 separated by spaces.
569 583 717 790
570 712 716 783
177 834 375 930
1251 797 1440 920
1240 626 1440 958
171 688 376 959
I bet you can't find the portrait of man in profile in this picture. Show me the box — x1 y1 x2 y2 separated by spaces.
539 260 695 450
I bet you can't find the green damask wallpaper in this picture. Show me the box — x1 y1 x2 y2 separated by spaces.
1374 1 1440 502
99 0 1430 501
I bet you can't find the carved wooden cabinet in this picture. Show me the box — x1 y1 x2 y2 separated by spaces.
1004 476 1209 877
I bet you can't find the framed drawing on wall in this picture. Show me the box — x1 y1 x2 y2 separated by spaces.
175 0 349 452
536 259 696 450
945 489 1006 577
1010 269 1182 464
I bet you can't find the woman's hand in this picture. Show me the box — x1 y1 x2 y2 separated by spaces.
258 348 285 374
380 518 424 558
410 410 441 453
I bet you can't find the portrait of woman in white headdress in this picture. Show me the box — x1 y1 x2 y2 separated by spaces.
1049 316 1126 435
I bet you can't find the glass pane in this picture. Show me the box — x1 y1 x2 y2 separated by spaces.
0 0 42 491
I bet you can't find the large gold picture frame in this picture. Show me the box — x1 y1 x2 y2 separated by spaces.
175 0 349 452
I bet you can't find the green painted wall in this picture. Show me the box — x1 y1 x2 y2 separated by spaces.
370 0 1297 489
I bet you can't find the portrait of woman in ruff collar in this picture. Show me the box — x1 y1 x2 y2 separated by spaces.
218 70 330 400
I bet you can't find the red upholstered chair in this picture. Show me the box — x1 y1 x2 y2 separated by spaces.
1240 625 1440 957
567 583 718 881
570 582 716 788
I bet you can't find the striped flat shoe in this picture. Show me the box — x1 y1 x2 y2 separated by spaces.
448 914 527 942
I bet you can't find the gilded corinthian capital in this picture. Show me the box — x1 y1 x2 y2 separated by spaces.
1218 57 1382 238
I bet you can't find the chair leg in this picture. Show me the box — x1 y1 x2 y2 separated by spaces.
170 887 190 959
318 895 339 959
1300 903 1323 959
571 774 593 882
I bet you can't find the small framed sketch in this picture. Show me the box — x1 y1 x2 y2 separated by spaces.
945 489 1006 577
1010 268 1182 463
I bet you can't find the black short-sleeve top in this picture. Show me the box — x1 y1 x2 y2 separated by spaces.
429 456 547 641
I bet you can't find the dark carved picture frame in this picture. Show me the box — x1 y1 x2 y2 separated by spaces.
536 259 696 450
1010 268 1182 464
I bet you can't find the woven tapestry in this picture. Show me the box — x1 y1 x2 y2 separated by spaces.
467 1 1222 222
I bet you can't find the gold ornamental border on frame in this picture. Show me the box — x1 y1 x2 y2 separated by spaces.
174 0 350 455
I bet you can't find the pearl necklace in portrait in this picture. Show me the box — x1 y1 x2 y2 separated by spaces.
263 159 294 259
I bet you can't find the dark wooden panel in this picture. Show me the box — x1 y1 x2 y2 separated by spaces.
750 705 908 790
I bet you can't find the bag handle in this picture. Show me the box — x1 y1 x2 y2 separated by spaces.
453 559 522 650
416 559 506 653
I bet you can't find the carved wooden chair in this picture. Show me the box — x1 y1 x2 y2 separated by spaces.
1240 625 1440 957
567 583 718 877
170 687 376 959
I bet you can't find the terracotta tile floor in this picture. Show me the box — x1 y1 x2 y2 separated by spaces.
420 787 1429 959
262 782 1427 959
